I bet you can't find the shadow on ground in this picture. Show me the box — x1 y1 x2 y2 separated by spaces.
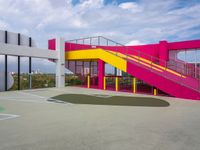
51 94 170 107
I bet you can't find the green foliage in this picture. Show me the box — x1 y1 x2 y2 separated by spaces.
9 73 83 91
32 74 55 89
9 73 55 91
65 75 83 86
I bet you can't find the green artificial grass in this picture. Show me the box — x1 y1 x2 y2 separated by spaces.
0 106 4 112
52 94 170 107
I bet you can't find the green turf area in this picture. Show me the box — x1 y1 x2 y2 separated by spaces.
0 106 4 112
52 94 170 107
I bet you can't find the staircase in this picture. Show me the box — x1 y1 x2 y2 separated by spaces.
65 36 200 100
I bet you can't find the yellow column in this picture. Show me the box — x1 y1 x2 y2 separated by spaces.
154 88 157 96
115 77 119 91
87 75 90 88
133 77 137 93
103 76 106 90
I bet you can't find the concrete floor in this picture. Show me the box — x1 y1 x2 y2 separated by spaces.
0 87 200 150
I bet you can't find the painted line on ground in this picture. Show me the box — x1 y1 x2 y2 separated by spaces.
0 113 19 121
19 91 47 99
0 98 50 103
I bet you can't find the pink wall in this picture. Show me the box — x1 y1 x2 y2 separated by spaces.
64 39 200 63
48 39 56 50
49 38 200 62
127 61 200 100
65 42 159 61
48 38 200 99
159 41 168 66
98 59 105 89
48 38 200 75
168 40 200 50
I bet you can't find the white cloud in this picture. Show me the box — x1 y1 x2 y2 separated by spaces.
0 20 10 30
0 0 199 47
78 0 104 9
119 2 142 12
126 40 144 46
0 0 200 72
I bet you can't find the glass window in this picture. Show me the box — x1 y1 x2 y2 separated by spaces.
176 49 200 63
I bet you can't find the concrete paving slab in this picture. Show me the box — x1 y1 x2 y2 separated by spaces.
0 87 200 150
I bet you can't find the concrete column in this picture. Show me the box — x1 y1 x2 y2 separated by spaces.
55 37 65 88
98 59 105 89
159 41 168 67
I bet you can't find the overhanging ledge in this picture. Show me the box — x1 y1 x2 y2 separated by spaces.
0 43 58 59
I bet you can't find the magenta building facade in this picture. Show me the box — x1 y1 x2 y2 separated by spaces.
49 37 200 100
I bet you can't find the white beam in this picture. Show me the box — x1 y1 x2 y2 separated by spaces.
55 37 65 88
0 43 58 59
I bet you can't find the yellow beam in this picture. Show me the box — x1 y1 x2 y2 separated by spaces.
115 77 119 91
65 49 127 72
87 75 90 88
103 76 106 90
133 77 137 93
153 88 157 96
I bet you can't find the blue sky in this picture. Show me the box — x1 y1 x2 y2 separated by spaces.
0 0 200 73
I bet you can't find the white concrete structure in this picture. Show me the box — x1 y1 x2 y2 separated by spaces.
55 37 65 88
0 30 37 47
0 30 65 90
0 43 58 59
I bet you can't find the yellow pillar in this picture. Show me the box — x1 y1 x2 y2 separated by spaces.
115 77 119 91
133 77 137 93
87 75 90 88
153 88 157 96
103 76 106 90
